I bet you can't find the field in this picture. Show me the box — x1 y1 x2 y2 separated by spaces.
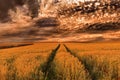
0 42 120 80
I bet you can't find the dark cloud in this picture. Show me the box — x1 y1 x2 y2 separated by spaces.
0 17 61 42
2 27 39 37
0 0 39 22
35 17 60 27
0 16 120 42
83 22 120 32
0 0 25 22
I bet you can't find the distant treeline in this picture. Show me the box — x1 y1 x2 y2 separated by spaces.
0 43 33 49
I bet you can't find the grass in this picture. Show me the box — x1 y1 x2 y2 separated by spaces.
0 43 58 80
65 42 120 80
0 42 120 80
51 45 90 80
42 44 60 80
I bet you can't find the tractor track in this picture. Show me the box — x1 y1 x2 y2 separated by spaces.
43 44 60 80
64 44 93 80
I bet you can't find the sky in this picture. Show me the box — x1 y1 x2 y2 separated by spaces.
0 0 120 42
0 17 120 43
66 0 95 3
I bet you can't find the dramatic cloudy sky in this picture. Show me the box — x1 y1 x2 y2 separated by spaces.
0 18 120 43
0 0 120 42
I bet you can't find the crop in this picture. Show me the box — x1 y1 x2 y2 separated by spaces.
65 42 120 80
0 43 58 80
47 45 90 80
0 42 120 80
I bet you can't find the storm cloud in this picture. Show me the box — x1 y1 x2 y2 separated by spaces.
0 0 39 22
0 0 120 42
0 18 120 43
0 17 61 42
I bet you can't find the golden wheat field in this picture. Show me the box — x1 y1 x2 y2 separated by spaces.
0 42 120 80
